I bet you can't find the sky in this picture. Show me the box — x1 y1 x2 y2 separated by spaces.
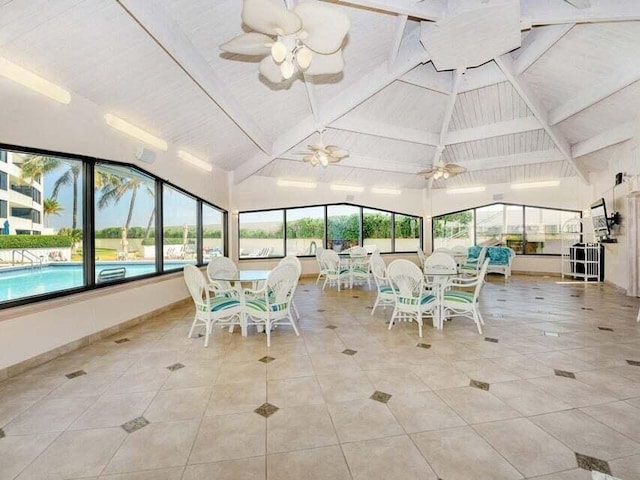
43 161 218 231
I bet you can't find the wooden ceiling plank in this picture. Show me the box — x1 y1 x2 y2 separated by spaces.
495 54 590 184
116 0 272 153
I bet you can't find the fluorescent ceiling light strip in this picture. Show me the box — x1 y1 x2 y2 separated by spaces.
277 179 317 189
331 184 364 192
178 150 212 172
104 113 168 151
371 187 402 195
0 57 71 104
446 186 486 194
511 180 561 190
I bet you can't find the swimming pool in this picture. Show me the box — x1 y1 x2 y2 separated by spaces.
0 261 194 303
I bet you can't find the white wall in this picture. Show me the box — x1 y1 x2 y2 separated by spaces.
0 81 229 209
585 128 640 293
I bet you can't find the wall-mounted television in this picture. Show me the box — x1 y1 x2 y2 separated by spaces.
590 198 610 240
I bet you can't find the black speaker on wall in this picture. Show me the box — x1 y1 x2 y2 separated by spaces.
615 172 623 185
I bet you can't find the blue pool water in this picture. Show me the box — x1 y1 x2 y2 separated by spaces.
0 261 193 303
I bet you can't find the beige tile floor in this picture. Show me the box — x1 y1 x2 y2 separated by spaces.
1 274 640 480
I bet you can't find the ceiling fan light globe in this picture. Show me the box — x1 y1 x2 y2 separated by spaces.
318 153 329 167
443 171 450 179
280 60 295 79
296 46 313 70
271 40 288 63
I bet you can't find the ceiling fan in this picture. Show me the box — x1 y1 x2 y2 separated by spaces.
219 0 350 84
416 159 467 180
294 130 349 167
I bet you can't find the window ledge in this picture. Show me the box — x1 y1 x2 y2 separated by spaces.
0 270 185 323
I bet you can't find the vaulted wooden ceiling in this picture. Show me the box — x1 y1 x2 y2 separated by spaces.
0 0 638 190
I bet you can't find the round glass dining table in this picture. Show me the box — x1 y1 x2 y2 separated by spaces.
424 268 461 329
208 270 270 282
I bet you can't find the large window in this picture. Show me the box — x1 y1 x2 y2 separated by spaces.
286 206 324 256
363 208 392 253
432 210 474 250
525 207 579 254
239 203 422 258
203 203 224 260
94 164 156 282
327 205 360 252
433 203 580 255
239 210 284 258
163 185 197 271
395 213 422 252
0 172 6 190
0 145 227 308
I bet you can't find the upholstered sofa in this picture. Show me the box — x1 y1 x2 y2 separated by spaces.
467 246 515 278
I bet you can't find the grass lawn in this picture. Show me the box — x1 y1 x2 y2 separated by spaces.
72 248 120 261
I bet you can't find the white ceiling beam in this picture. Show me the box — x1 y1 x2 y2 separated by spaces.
564 0 591 8
513 24 574 74
549 68 640 125
280 149 564 176
399 63 452 95
329 117 439 146
439 69 464 145
279 154 424 175
336 0 445 21
495 54 590 184
572 121 635 158
458 61 505 93
233 43 430 184
454 149 565 171
521 0 640 27
388 14 408 71
446 117 542 145
116 0 272 154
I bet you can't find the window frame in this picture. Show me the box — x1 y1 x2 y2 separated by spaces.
0 142 228 310
431 202 581 257
238 202 423 260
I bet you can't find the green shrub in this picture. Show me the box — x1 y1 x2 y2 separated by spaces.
0 235 74 249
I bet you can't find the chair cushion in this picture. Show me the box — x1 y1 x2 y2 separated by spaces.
467 245 482 259
380 286 398 294
487 247 511 265
443 291 474 303
205 297 241 312
420 294 436 305
246 298 288 313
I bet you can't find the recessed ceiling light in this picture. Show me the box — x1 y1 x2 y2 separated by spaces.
446 186 486 194
178 150 212 172
511 180 560 190
0 57 71 104
371 187 402 195
331 184 364 192
277 179 317 189
104 114 168 151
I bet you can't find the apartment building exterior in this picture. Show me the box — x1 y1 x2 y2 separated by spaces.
0 150 43 235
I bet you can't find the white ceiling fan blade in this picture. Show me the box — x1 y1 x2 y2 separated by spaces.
259 56 285 83
304 50 344 76
294 2 350 54
242 0 302 35
446 164 467 174
219 32 273 55
326 146 349 158
302 155 315 162
416 169 435 178
308 144 328 153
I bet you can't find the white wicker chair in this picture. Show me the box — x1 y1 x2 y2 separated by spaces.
206 256 238 296
279 255 302 319
184 265 243 347
315 246 326 285
349 246 370 289
320 250 350 291
460 246 487 276
243 263 300 347
370 252 395 315
416 246 426 270
387 259 436 337
441 258 490 333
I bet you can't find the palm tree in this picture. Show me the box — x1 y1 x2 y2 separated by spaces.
97 176 154 232
43 198 64 228
20 155 81 229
